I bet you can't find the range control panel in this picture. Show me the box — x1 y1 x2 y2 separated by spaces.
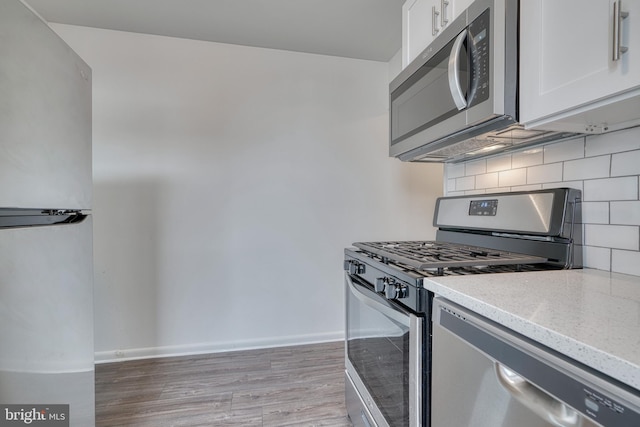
468 199 498 216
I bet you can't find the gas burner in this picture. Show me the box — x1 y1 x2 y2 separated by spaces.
353 241 547 271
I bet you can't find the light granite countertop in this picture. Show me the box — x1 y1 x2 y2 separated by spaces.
423 268 640 390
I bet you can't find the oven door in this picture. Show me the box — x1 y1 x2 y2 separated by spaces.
345 272 426 427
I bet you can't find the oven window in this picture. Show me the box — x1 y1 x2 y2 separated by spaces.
346 278 412 427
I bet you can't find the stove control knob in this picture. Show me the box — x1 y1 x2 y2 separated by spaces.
385 283 407 300
375 277 387 292
345 260 365 275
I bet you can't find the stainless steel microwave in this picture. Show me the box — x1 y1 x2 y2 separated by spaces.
389 0 575 163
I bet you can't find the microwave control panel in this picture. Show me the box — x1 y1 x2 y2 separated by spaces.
468 8 491 108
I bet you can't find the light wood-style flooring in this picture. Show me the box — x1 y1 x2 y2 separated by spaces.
95 341 352 426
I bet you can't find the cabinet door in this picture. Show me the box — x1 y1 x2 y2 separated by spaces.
521 0 640 133
403 0 470 69
452 0 474 20
403 0 440 68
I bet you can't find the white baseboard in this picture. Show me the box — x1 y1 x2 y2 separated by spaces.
94 331 345 364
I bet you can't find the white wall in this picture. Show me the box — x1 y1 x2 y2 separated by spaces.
387 49 403 82
50 25 443 361
444 126 640 276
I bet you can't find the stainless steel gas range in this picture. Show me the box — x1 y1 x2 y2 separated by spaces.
344 188 582 427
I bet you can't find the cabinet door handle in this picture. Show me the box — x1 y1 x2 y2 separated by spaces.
613 0 630 61
432 6 440 36
441 0 450 27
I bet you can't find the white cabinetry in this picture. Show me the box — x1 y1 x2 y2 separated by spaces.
521 0 640 133
453 0 474 21
402 0 472 68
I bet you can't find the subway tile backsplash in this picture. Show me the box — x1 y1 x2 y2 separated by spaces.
585 224 639 251
444 125 640 276
584 177 638 201
612 150 640 176
611 201 640 225
498 168 527 187
527 163 562 184
564 156 611 181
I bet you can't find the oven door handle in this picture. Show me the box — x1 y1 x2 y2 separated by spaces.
346 273 411 325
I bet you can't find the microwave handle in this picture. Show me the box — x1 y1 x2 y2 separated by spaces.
448 29 468 110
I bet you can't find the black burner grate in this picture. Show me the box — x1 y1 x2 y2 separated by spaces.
353 241 547 271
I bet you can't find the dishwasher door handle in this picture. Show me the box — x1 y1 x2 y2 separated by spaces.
495 363 581 427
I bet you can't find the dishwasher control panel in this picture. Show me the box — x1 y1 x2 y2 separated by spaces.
583 387 635 424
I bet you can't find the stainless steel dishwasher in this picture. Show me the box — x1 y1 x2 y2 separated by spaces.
431 297 640 427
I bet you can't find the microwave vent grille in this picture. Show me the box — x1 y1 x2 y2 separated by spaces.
412 125 578 163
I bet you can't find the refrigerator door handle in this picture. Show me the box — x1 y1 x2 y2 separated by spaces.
0 208 87 229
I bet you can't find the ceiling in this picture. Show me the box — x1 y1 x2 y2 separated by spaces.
24 0 404 62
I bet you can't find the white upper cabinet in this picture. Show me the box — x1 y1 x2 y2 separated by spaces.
452 0 474 20
403 0 440 68
403 0 472 68
521 0 640 134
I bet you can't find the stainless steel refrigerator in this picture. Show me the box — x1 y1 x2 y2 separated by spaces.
0 1 95 425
